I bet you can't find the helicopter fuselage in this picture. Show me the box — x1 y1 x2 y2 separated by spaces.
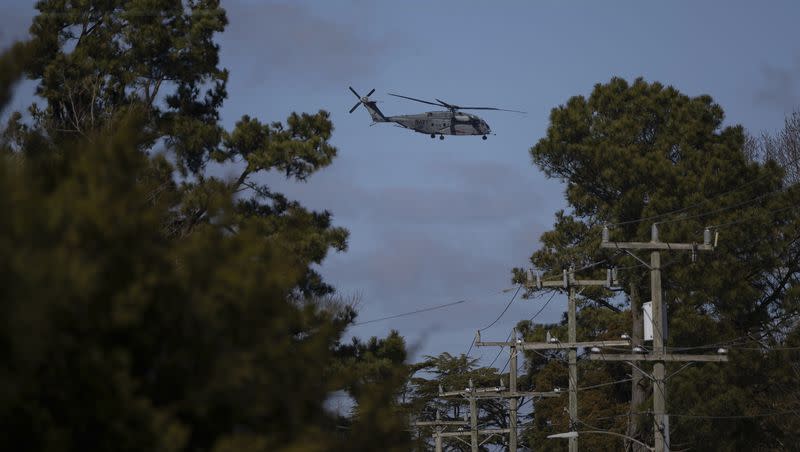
348 87 519 140
387 111 491 137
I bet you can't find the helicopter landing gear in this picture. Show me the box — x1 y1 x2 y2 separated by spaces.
482 135 487 140
439 135 445 140
430 133 435 138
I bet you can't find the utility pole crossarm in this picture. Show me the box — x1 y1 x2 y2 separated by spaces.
468 327 567 451
413 411 461 452
474 340 518 347
438 389 478 398
476 390 562 399
514 339 631 351
413 421 469 427
601 242 713 251
438 385 508 397
517 391 562 398
439 384 563 398
514 266 624 452
594 224 723 452
439 428 511 438
475 336 631 352
523 266 621 291
588 353 728 363
571 279 612 286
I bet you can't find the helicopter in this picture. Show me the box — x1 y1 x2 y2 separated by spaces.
348 87 524 140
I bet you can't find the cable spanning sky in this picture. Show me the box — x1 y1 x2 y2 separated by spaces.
2 0 799 366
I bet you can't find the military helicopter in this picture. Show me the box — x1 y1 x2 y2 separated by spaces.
348 87 524 140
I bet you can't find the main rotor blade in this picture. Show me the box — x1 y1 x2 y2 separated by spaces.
434 98 525 113
455 106 527 114
388 93 443 107
349 86 361 99
349 101 361 114
366 88 375 97
434 98 457 110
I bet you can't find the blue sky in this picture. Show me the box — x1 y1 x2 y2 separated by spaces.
3 0 800 367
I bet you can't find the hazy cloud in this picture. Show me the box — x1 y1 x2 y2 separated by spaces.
755 57 800 111
329 228 510 299
220 1 394 86
265 154 551 349
261 156 545 227
0 2 34 48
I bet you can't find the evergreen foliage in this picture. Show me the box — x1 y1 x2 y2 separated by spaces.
406 353 510 451
520 77 800 450
0 2 412 451
6 0 346 297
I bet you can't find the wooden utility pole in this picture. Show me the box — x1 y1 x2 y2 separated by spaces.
589 224 728 452
627 283 647 452
412 411 469 452
507 266 628 452
438 377 559 451
468 379 478 452
509 338 519 451
474 329 562 451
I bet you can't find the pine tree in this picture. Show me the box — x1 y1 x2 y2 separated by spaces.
521 77 800 450
406 353 514 451
0 4 413 451
8 0 346 297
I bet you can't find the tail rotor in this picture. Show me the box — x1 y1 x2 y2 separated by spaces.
349 86 376 113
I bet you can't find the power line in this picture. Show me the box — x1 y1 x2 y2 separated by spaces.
488 332 513 369
731 345 800 351
490 290 561 370
478 285 522 331
488 291 557 374
577 409 800 428
528 290 559 322
576 406 800 424
499 352 512 374
639 409 800 420
537 256 618 283
610 154 800 228
657 184 796 226
577 377 635 391
498 290 566 370
465 338 477 358
466 285 525 358
708 203 799 229
352 299 467 326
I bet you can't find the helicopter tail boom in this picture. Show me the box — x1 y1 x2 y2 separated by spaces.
348 87 388 122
